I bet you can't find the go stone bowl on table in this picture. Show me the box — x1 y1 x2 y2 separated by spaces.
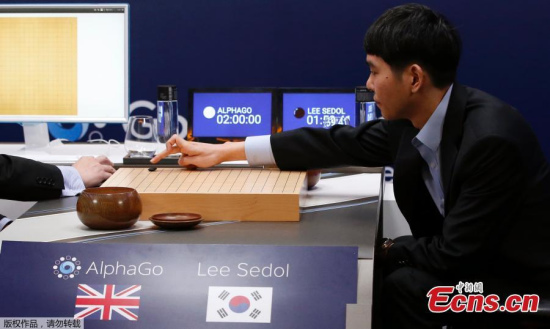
76 187 142 230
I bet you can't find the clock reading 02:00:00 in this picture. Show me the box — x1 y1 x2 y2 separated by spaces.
216 114 262 125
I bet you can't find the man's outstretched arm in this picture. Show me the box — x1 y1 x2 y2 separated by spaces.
151 134 247 168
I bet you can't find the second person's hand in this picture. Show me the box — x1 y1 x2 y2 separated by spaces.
72 155 116 187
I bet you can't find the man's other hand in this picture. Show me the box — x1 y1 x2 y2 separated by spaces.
72 156 116 187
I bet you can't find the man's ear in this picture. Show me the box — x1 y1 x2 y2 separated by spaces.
409 64 424 93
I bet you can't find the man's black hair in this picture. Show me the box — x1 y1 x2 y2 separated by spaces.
364 3 461 88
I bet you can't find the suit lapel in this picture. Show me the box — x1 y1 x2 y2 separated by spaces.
393 126 423 216
440 84 467 213
393 125 445 235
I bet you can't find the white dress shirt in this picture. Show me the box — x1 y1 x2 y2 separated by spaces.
411 85 453 216
245 135 276 166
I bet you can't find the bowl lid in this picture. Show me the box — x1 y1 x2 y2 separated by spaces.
149 213 202 222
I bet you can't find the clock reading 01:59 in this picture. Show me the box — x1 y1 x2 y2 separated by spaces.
306 115 351 126
216 114 262 125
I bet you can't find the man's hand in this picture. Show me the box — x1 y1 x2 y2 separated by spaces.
151 134 246 168
72 156 116 187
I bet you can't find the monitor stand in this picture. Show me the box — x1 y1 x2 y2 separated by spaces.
22 123 50 149
9 123 73 163
10 124 131 164
15 123 77 162
14 123 111 164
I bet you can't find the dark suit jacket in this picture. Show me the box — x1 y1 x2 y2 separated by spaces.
0 154 64 201
271 84 550 287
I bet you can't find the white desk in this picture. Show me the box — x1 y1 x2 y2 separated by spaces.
0 141 128 165
0 142 250 168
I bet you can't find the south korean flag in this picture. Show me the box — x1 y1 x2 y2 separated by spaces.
206 286 273 323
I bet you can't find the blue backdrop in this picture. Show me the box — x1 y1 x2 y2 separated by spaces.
1 0 549 159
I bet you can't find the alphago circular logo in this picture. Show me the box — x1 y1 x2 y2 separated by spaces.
53 255 82 280
203 106 216 119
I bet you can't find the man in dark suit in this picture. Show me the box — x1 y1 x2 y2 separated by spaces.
0 154 115 230
152 4 550 327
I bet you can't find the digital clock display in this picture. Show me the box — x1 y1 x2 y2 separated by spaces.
282 93 356 131
192 92 273 138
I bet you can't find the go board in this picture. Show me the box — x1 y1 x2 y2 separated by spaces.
101 167 307 222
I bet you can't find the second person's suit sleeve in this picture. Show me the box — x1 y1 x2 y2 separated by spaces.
0 155 64 201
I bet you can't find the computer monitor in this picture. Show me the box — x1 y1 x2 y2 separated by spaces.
188 88 276 143
0 4 129 148
280 88 356 131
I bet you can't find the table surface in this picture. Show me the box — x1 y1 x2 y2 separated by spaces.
58 197 380 259
1 143 384 260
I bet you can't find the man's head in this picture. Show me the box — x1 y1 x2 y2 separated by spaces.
363 4 461 125
364 3 461 88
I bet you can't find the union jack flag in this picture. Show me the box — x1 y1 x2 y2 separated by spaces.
74 284 141 321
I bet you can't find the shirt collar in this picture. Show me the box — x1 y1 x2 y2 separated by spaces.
414 84 453 152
